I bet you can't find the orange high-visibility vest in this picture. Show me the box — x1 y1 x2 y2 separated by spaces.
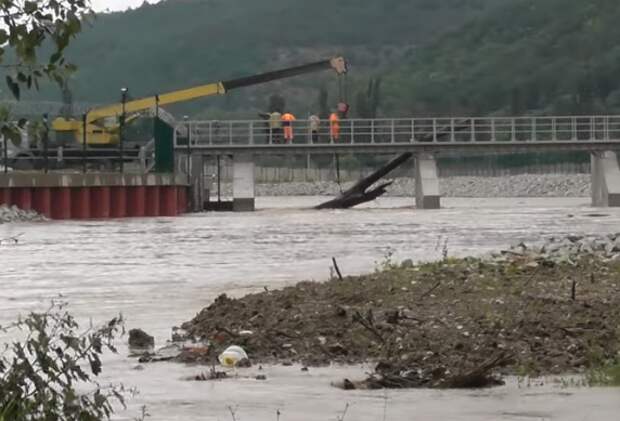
282 113 296 142
329 113 340 140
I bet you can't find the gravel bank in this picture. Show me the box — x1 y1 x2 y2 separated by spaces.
212 174 591 198
0 205 46 224
173 234 620 388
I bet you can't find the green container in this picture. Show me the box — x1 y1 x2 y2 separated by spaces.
154 117 175 173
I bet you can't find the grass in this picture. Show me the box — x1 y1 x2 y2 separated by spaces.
587 360 620 387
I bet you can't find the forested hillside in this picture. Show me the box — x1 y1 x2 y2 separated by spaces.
383 0 620 117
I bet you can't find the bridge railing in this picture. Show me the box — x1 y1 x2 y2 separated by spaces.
174 116 620 148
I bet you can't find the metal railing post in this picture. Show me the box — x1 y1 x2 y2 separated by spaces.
450 118 455 142
43 114 49 173
551 117 557 141
371 120 375 144
229 122 233 145
605 116 610 140
209 121 213 146
590 116 595 140
186 121 192 184
511 118 516 142
2 135 7 173
432 119 437 142
572 117 577 140
391 119 396 143
531 117 536 142
120 89 127 174
249 121 254 145
490 118 496 142
350 120 355 144
470 118 475 142
411 118 415 143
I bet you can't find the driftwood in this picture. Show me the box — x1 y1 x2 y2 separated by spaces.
316 119 471 209
337 351 512 390
316 152 413 209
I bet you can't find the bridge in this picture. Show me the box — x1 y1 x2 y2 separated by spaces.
173 115 620 211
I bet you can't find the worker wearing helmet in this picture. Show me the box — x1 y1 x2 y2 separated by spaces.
282 111 296 143
329 111 340 143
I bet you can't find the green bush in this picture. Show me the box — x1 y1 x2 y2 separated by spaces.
0 302 127 421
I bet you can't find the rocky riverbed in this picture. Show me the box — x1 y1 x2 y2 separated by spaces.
212 174 592 198
0 205 46 224
164 234 620 389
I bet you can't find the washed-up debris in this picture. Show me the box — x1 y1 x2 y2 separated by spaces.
192 369 228 381
128 328 155 349
0 205 46 224
175 235 620 389
218 345 250 368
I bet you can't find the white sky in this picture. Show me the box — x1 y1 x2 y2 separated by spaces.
91 0 162 12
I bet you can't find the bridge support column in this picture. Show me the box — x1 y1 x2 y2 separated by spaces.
189 154 204 212
415 153 440 209
233 153 255 212
591 151 620 207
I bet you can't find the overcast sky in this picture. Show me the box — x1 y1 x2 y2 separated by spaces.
92 0 162 12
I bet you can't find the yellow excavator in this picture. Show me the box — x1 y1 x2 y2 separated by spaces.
51 57 348 146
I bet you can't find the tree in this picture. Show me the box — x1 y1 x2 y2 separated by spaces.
0 0 92 143
318 87 329 119
267 94 285 113
0 301 127 421
355 77 382 119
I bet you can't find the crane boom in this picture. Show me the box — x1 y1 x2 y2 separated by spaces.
88 57 347 122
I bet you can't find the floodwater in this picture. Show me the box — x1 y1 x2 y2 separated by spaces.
1 197 619 420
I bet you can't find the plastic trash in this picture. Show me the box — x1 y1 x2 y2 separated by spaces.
218 345 248 368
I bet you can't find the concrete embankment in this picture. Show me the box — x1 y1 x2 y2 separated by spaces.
210 174 591 198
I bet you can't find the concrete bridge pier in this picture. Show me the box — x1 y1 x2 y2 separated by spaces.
415 153 441 209
232 153 255 212
591 151 620 207
189 154 205 212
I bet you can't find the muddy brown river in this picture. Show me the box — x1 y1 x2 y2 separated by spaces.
1 197 619 420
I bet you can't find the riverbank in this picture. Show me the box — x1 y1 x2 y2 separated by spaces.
176 235 620 388
211 174 591 198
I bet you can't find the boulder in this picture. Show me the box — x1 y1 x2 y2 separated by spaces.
128 328 155 349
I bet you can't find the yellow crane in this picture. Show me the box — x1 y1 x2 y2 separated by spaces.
51 57 348 146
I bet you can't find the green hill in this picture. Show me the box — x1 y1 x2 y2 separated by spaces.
382 0 620 116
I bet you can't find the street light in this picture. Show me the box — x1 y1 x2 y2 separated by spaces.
42 113 49 173
184 115 190 184
120 87 128 173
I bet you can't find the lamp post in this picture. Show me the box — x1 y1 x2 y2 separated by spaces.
120 87 128 173
42 114 49 173
184 115 190 184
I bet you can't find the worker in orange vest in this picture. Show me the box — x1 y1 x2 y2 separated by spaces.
282 111 296 143
329 111 340 143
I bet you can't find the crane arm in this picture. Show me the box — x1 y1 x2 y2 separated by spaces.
85 57 347 123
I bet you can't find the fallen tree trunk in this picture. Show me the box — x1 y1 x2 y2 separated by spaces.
315 152 412 209
316 119 471 209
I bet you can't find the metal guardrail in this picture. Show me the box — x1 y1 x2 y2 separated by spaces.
1 144 144 173
174 116 620 148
